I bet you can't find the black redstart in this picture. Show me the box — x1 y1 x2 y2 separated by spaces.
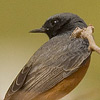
4 13 91 100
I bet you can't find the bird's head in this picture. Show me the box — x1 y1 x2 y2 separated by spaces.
30 13 87 39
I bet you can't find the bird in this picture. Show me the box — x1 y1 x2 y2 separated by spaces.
4 13 91 100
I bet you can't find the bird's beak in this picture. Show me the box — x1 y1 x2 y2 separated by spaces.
29 27 46 33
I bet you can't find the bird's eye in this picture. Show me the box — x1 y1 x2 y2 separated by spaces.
51 19 59 26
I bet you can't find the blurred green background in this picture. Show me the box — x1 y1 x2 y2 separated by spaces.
0 0 100 100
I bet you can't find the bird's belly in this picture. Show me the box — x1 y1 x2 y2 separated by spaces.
32 57 90 100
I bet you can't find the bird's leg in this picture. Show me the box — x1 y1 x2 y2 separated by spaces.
71 25 100 54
